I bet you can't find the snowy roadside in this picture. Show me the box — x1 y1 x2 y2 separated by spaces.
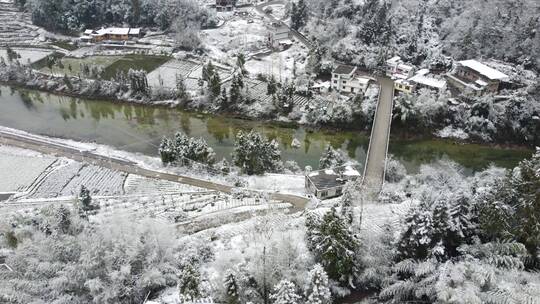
0 126 309 197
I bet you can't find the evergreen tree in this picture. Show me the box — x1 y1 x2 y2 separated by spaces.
159 137 176 164
304 264 331 304
267 75 277 95
176 73 189 102
236 53 248 76
78 185 98 218
202 60 216 83
290 0 308 30
209 73 222 101
229 72 245 104
305 208 360 284
318 145 345 169
340 187 354 224
223 269 239 304
178 263 201 302
232 130 282 175
270 280 301 304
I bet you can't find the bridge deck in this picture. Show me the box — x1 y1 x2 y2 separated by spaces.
362 77 394 195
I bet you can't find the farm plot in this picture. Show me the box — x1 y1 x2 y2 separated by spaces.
101 54 171 80
90 190 288 226
26 160 84 198
26 161 126 198
0 48 54 66
60 165 127 197
38 55 120 77
147 59 201 89
124 174 206 194
0 147 56 193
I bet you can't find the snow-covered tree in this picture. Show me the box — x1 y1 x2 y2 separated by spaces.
232 130 282 175
304 264 331 304
318 145 345 169
305 208 360 285
270 280 301 304
223 269 239 304
159 132 216 166
178 262 201 302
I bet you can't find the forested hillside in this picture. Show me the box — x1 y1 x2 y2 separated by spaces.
302 0 540 72
14 0 216 32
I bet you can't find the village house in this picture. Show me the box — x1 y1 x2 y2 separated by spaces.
305 165 361 199
393 79 415 94
216 0 236 11
331 64 371 95
446 59 509 96
407 69 447 92
386 56 415 79
268 23 292 49
80 27 143 43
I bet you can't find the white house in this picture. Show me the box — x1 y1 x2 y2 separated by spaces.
305 165 361 199
386 56 414 79
331 65 371 95
268 23 291 49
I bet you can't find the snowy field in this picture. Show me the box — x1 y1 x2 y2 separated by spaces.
147 59 232 89
245 43 307 81
0 145 56 193
0 47 54 65
201 12 268 63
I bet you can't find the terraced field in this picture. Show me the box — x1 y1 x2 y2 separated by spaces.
0 1 41 46
0 146 56 193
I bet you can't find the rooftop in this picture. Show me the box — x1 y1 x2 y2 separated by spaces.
409 74 446 89
307 165 360 190
333 64 356 75
459 60 509 81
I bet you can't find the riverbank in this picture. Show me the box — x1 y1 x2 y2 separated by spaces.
0 84 533 173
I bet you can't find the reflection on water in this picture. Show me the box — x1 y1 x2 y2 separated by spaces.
0 86 532 172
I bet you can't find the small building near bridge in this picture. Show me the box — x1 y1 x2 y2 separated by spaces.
305 165 361 199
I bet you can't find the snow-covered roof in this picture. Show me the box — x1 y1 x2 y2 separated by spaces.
386 56 401 64
84 29 94 35
129 28 141 35
333 64 356 75
342 165 360 177
409 74 446 89
355 77 370 85
459 60 509 81
475 79 488 87
94 27 130 36
416 68 429 76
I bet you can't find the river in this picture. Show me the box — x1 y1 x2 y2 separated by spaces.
0 85 532 173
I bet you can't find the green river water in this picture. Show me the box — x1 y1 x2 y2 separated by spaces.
0 86 532 174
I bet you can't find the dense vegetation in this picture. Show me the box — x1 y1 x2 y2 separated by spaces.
17 0 216 32
301 0 540 72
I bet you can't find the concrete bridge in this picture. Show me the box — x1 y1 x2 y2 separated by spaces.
362 77 395 196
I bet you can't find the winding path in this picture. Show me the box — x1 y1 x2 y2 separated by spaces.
0 129 308 210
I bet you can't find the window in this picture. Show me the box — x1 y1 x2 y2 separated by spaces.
351 88 354 93
405 86 410 90
342 81 347 84
336 188 342 195
398 84 403 89
320 191 328 198
333 80 337 84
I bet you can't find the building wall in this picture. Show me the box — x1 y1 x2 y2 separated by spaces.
331 73 366 94
394 81 414 94
454 66 501 94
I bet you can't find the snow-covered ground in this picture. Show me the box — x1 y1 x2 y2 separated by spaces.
262 3 287 20
201 11 268 63
244 43 307 80
0 47 53 65
0 145 56 193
